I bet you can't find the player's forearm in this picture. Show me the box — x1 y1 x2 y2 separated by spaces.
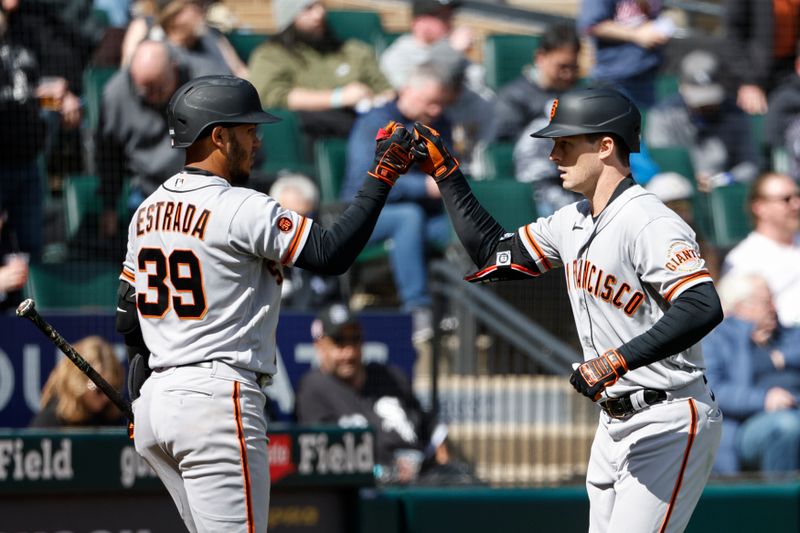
617 283 723 370
286 87 341 111
436 168 506 266
295 177 391 275
588 21 639 43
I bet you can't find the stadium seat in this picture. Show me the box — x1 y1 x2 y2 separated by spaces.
63 175 103 239
82 66 118 132
482 142 517 180
469 180 538 231
226 31 269 63
63 175 130 239
258 109 314 176
750 113 768 161
91 8 111 28
655 73 679 102
706 183 752 249
311 137 388 262
24 262 121 311
772 146 790 174
647 146 695 182
314 137 349 203
483 34 541 91
326 10 385 48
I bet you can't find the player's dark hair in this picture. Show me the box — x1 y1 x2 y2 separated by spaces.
196 123 235 143
538 22 581 54
585 132 631 166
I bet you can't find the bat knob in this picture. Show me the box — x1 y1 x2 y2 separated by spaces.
16 298 35 318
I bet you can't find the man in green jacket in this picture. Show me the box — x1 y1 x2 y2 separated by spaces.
248 0 394 141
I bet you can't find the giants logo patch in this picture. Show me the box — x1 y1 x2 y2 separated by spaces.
549 99 559 120
665 241 702 272
277 216 293 232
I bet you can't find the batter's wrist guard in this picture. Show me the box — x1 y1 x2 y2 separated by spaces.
570 349 629 401
464 233 540 283
411 122 459 182
369 121 415 186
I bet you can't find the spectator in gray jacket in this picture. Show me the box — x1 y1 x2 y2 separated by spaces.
491 22 581 143
379 0 494 174
95 40 195 241
644 50 759 191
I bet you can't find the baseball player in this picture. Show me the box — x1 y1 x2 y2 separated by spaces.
114 75 417 533
412 87 723 533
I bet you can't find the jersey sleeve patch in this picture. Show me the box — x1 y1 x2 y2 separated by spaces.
664 241 703 273
277 216 294 233
280 216 311 266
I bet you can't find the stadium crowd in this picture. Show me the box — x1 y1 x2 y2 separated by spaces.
3 0 800 482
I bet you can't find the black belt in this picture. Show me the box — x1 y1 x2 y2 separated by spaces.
599 389 667 418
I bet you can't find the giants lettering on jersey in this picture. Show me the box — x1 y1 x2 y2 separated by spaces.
135 201 211 240
665 242 702 272
565 259 645 317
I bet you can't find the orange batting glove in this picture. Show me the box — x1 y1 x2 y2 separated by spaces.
570 349 629 401
411 122 459 181
368 121 416 186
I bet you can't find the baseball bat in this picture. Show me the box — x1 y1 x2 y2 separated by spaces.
16 299 134 423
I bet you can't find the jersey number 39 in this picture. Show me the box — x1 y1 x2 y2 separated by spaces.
137 247 207 319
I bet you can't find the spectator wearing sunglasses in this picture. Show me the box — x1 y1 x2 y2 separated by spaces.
722 172 800 327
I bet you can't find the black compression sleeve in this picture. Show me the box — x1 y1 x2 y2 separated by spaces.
115 281 148 363
617 282 723 370
295 177 391 275
435 168 506 266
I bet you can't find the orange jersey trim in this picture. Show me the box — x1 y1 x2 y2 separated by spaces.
664 270 711 302
658 399 698 533
464 263 540 282
281 216 308 266
233 382 255 533
522 225 552 271
121 269 135 283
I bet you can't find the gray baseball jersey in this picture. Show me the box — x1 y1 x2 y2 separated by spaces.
519 185 712 394
468 182 722 533
121 171 312 376
122 170 312 532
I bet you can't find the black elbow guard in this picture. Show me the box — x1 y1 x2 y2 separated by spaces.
116 280 146 357
464 233 541 283
116 281 139 335
116 281 151 400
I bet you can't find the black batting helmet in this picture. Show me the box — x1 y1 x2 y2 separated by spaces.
532 87 641 152
167 75 280 148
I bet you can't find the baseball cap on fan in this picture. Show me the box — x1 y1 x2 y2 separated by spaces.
311 303 362 342
645 172 694 203
273 0 318 32
678 50 725 108
413 0 462 17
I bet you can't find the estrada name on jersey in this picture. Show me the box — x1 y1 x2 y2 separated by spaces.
120 170 312 377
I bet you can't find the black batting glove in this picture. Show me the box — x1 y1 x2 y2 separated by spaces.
411 122 459 181
369 121 416 186
570 349 629 401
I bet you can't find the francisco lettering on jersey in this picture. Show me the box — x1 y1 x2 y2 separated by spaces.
664 241 702 272
135 201 211 240
565 259 645 317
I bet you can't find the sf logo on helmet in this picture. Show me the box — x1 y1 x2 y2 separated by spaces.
549 99 559 121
